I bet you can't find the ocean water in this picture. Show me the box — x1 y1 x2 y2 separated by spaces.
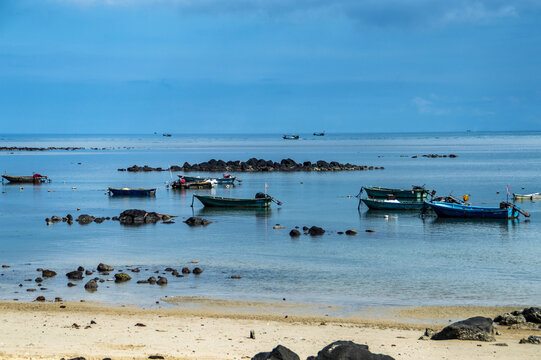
0 132 540 310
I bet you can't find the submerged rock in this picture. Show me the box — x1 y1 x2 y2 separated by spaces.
42 269 57 278
84 279 98 291
308 226 325 236
289 229 301 237
66 271 84 280
114 273 131 283
184 217 211 226
97 263 114 272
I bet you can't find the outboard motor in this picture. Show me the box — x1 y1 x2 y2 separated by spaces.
255 192 268 199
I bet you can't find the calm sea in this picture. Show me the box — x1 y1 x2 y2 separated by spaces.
0 132 540 310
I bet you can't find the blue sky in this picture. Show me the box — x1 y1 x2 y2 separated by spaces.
0 0 540 133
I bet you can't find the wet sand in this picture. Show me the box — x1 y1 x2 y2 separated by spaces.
0 299 539 360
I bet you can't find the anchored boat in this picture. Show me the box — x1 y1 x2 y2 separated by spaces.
2 174 48 183
283 135 299 140
192 193 281 208
513 192 541 200
361 198 426 210
108 187 156 196
361 186 429 201
424 201 528 219
178 174 236 185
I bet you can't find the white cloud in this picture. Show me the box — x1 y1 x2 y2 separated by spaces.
412 96 449 115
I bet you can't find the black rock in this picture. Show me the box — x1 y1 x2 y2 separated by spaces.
432 316 495 341
193 267 203 275
519 335 541 344
157 277 167 286
66 271 84 280
308 226 325 236
523 307 541 323
252 345 300 360
184 217 212 226
148 276 157 284
307 340 395 360
97 263 114 272
42 269 57 278
289 229 301 237
84 279 98 291
76 214 94 225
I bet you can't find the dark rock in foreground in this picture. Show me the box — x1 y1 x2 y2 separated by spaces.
119 209 164 225
289 229 301 237
432 316 495 342
307 340 395 360
66 270 83 280
42 269 56 278
119 158 384 173
252 345 300 360
114 273 131 283
84 279 98 291
494 307 541 327
76 214 94 225
184 217 211 226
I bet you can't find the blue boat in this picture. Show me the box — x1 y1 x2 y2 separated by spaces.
361 198 425 210
425 201 523 219
108 187 156 196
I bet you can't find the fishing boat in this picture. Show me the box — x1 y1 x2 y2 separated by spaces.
283 135 299 140
513 192 541 200
361 198 425 210
424 201 528 219
361 186 429 201
178 174 236 185
2 174 48 183
192 193 281 208
108 187 156 196
313 131 325 136
171 179 214 190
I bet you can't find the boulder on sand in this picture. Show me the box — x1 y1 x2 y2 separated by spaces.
306 340 395 360
252 345 300 360
431 316 495 342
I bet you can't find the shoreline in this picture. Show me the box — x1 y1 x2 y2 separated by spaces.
1 300 540 360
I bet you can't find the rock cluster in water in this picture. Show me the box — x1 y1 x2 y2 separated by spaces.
118 158 384 172
411 154 458 158
45 210 174 225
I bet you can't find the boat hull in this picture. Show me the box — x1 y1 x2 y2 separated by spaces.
108 188 156 196
172 180 213 189
178 175 236 185
425 201 517 219
513 193 541 200
194 194 272 208
362 186 428 201
2 175 47 183
362 198 425 210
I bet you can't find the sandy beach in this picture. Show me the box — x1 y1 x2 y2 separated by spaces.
0 300 539 360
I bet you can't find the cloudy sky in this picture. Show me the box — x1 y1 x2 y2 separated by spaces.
0 0 540 133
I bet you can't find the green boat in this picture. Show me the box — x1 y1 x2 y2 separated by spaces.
192 193 280 208
361 186 429 201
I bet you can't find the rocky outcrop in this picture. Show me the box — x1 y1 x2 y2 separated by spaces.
252 345 300 360
432 316 495 341
42 269 57 278
119 158 384 173
119 209 165 225
307 340 395 360
66 271 83 280
519 335 541 344
76 215 94 225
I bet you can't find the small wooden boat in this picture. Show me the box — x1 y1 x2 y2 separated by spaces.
193 193 281 208
108 187 156 196
171 180 214 190
361 198 425 210
2 174 48 183
362 186 429 201
313 131 325 136
424 201 527 219
178 174 236 185
513 192 541 200
283 135 299 140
